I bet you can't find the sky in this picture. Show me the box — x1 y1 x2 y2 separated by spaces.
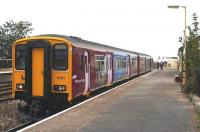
0 0 199 60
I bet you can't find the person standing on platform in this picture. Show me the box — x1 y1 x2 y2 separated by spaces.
160 61 163 70
156 61 160 70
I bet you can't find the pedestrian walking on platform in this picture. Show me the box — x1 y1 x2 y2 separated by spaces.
160 61 163 70
156 61 160 70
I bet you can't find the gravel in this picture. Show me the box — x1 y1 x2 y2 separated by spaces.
0 100 25 131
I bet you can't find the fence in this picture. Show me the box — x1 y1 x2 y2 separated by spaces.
0 59 12 68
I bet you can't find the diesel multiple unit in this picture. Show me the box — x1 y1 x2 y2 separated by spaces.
12 34 153 113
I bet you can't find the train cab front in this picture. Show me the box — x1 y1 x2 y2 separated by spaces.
12 36 72 113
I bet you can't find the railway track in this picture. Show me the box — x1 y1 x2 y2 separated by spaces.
0 80 12 102
7 121 34 132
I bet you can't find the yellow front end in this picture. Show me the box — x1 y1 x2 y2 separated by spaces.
12 36 73 104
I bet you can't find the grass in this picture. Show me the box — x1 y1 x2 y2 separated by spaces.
196 112 200 128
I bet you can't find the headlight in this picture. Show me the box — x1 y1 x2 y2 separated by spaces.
53 85 66 91
16 84 25 90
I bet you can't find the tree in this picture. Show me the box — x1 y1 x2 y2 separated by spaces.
191 13 199 36
0 20 33 59
185 13 200 96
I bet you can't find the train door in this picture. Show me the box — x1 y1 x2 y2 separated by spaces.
32 48 44 96
150 58 153 70
137 55 140 75
84 51 90 94
25 40 51 98
127 55 130 78
106 54 112 85
145 57 147 72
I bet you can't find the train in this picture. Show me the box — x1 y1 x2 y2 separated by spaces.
12 34 153 114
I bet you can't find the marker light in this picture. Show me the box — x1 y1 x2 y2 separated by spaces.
53 85 66 91
16 84 25 90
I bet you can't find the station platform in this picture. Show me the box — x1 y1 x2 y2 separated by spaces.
21 69 196 132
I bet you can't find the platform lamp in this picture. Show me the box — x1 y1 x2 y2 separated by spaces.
168 5 187 86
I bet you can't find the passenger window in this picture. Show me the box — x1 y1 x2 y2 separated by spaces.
53 44 68 70
15 45 25 70
95 55 105 72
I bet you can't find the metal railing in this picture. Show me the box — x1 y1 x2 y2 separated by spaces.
0 59 12 68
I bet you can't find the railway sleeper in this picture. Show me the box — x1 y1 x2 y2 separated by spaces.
0 95 12 102
0 80 11 84
0 83 11 88
0 86 11 92
0 90 11 96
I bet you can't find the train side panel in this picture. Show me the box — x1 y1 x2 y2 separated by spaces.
137 54 140 75
139 56 146 74
145 56 152 72
71 47 86 98
145 57 149 72
150 58 154 70
72 47 109 98
113 54 129 82
130 54 138 77
92 51 108 89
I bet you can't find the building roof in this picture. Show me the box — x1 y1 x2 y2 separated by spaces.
166 57 178 59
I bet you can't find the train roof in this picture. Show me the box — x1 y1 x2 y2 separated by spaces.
37 34 152 58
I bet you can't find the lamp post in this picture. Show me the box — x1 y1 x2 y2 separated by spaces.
168 5 187 85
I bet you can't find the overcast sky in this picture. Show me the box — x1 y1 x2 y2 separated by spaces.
0 0 199 60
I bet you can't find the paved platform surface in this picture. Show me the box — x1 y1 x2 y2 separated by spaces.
24 69 198 132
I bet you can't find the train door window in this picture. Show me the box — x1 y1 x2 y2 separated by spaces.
15 45 25 70
135 58 137 67
115 56 120 69
121 58 123 68
79 54 84 72
132 57 137 68
130 58 132 68
53 44 68 70
84 56 88 73
121 57 126 69
132 58 134 68
124 57 127 68
95 55 105 72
